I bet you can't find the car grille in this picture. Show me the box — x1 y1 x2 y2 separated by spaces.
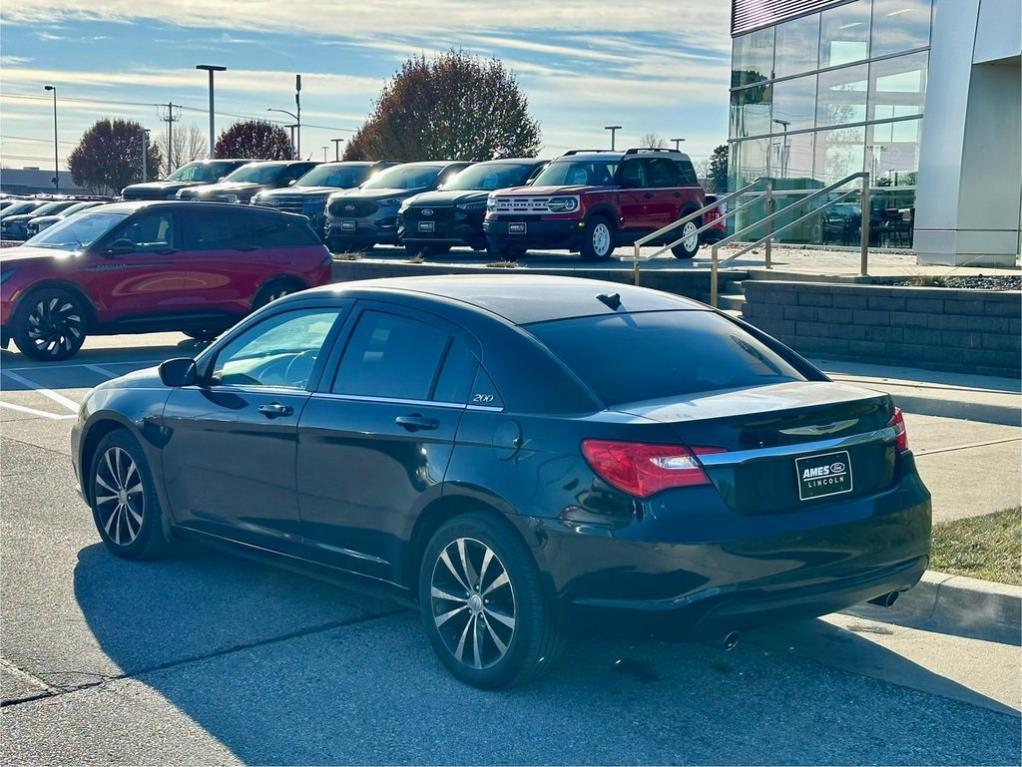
404 206 454 223
490 197 557 215
330 199 378 218
262 194 320 214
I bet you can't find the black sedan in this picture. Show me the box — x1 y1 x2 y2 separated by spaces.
71 276 931 689
399 158 546 255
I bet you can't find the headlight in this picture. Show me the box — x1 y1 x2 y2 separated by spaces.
456 200 487 212
0 268 17 284
486 195 498 211
398 199 411 213
547 196 579 213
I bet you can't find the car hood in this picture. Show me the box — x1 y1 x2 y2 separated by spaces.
0 245 83 265
404 190 487 207
1 214 38 225
494 184 610 197
123 181 195 195
95 364 166 392
194 182 267 196
260 185 337 199
330 187 424 203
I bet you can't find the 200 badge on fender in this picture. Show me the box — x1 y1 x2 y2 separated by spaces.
70 275 931 689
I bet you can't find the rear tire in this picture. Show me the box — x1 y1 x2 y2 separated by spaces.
419 513 562 690
252 278 302 311
579 215 615 261
671 218 700 259
486 240 527 262
183 329 220 342
89 429 170 560
12 287 88 361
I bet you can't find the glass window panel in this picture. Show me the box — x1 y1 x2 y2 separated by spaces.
770 131 815 180
871 0 932 57
771 74 817 132
730 138 770 190
816 63 869 128
814 126 866 185
731 27 774 88
730 82 773 138
868 50 927 121
866 119 920 187
774 13 821 78
820 0 872 67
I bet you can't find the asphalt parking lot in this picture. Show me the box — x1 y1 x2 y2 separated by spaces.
1 333 1020 765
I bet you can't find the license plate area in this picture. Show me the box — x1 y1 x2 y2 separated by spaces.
796 450 853 501
339 219 357 232
417 221 435 233
508 221 527 235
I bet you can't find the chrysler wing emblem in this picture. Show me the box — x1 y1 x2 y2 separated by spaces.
780 419 858 437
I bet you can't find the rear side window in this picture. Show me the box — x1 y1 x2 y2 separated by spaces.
333 311 451 401
247 211 319 247
183 209 318 250
527 310 805 406
675 159 699 186
646 158 683 187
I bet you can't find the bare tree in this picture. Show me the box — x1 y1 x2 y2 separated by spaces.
159 124 208 176
639 133 667 149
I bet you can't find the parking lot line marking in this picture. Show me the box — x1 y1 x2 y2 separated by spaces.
2 358 165 373
0 401 76 420
914 436 1021 457
83 363 118 378
0 370 80 413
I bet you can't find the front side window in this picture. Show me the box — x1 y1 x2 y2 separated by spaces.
115 211 176 252
212 309 338 389
333 311 453 401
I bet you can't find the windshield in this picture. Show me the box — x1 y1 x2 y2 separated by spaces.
24 209 131 250
167 161 238 183
1 202 43 218
443 162 538 191
533 159 618 187
29 201 75 217
362 164 442 191
528 310 805 406
223 163 288 185
296 164 370 189
58 202 97 217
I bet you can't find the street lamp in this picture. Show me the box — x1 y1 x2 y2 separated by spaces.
772 118 791 177
43 85 58 193
196 64 226 159
331 138 344 161
268 108 299 157
670 137 686 151
604 125 622 151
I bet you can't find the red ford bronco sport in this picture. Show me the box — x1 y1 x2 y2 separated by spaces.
483 148 705 261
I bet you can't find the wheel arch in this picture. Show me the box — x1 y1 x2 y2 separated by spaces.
79 414 136 503
252 274 309 311
13 279 99 329
583 204 617 228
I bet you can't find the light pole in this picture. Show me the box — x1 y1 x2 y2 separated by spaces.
196 65 226 159
43 85 58 193
295 74 302 158
670 137 686 151
268 109 300 157
331 138 344 161
604 125 622 151
772 118 791 177
322 146 328 161
141 128 150 182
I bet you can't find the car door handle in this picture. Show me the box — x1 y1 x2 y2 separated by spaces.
395 414 439 431
258 402 294 418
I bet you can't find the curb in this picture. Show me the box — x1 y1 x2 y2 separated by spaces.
884 393 1020 427
866 570 1022 643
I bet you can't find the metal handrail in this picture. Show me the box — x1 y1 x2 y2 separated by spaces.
709 171 871 307
630 177 770 285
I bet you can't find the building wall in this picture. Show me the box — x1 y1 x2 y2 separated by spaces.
0 168 89 196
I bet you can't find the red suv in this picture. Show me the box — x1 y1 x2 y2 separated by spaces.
0 201 332 361
484 148 705 261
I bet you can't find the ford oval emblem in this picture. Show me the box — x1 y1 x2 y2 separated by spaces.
422 208 434 216
830 462 846 474
344 204 355 212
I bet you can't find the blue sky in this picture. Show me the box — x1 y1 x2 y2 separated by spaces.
0 1 732 173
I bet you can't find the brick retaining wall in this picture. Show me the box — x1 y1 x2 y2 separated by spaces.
742 281 1021 378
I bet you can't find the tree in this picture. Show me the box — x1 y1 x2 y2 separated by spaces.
639 133 666 149
344 50 541 162
214 120 294 160
160 124 208 175
68 119 163 194
707 143 729 194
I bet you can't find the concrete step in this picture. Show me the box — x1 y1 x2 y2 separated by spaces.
716 293 747 311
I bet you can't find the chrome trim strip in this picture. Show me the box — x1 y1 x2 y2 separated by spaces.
698 426 898 467
310 392 503 412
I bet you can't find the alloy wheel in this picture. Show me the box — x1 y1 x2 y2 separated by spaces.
430 537 517 670
93 446 145 546
26 297 83 358
592 222 612 257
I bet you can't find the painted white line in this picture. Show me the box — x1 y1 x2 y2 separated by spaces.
2 358 166 373
83 363 118 378
0 370 80 413
0 401 76 420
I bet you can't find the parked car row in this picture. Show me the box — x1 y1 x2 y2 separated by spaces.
120 148 722 261
0 195 113 241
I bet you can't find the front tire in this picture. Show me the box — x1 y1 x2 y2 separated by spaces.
89 430 169 560
253 279 302 310
579 215 615 261
671 218 701 259
419 513 562 689
12 287 88 361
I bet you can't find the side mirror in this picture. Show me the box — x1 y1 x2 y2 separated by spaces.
104 238 135 256
524 177 536 186
159 358 197 387
288 179 298 186
217 176 227 182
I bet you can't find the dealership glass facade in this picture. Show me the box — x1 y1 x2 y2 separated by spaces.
729 0 933 246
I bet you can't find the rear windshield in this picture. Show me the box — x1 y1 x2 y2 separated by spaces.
528 310 805 406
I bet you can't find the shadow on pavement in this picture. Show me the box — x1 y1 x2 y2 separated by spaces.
72 540 1020 765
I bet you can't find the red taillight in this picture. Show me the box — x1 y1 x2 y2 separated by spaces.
889 407 908 451
581 439 725 498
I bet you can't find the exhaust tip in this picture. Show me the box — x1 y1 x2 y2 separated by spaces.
722 631 741 651
868 591 900 608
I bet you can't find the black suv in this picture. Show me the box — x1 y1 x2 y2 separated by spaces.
252 161 395 238
122 159 251 201
177 161 319 204
324 161 471 252
398 158 546 255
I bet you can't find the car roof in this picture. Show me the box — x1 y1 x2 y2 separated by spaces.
305 274 705 325
473 158 547 165
86 200 292 215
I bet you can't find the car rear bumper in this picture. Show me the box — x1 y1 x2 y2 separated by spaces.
483 217 585 250
520 459 931 638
